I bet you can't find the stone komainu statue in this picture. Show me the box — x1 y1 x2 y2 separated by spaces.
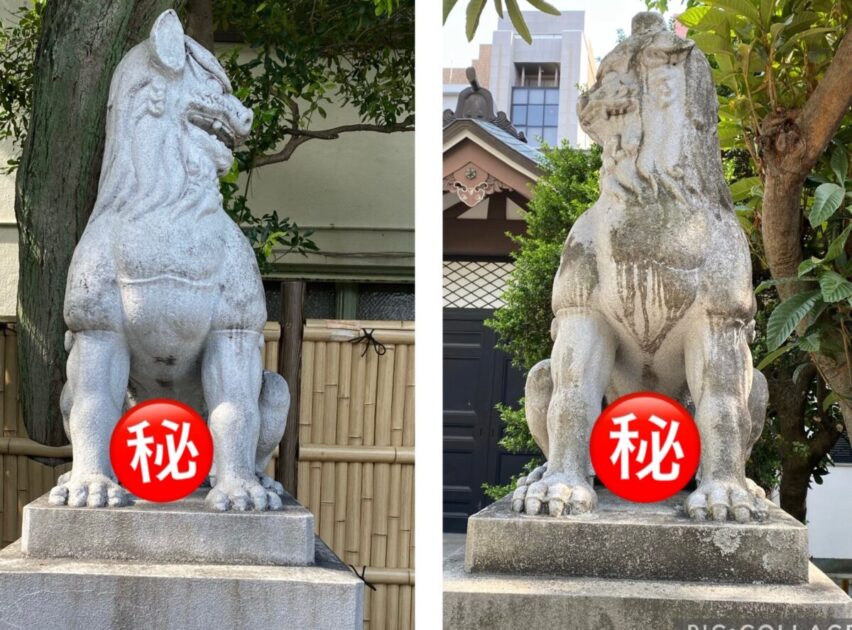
511 13 769 522
50 10 289 511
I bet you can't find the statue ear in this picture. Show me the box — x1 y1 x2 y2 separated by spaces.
149 10 185 74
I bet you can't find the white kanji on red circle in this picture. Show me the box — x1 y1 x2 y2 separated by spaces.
609 413 684 482
126 418 199 484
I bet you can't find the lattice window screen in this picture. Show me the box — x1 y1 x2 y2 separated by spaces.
443 261 514 309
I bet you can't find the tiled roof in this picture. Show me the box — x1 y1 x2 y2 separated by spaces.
831 431 851 464
470 119 546 165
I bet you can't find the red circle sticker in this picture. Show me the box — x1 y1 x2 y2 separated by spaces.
110 399 213 502
589 392 700 503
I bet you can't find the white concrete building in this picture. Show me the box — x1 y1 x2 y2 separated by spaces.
444 10 596 149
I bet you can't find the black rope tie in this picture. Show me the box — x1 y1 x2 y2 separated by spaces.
349 564 377 591
349 328 387 357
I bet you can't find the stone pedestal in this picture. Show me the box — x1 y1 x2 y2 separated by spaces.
464 491 808 584
444 494 852 629
22 489 315 566
0 492 363 629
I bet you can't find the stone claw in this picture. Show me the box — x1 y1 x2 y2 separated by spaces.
512 472 596 517
48 474 129 508
687 479 763 523
206 476 283 512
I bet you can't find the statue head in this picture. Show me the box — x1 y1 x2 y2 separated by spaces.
577 12 731 210
91 10 253 221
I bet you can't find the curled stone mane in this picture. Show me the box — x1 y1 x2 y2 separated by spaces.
582 12 732 213
90 44 207 224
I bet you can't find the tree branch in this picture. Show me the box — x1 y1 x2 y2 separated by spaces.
252 122 414 167
796 22 852 171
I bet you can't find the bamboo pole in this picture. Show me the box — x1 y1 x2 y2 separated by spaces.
344 460 362 565
298 445 414 464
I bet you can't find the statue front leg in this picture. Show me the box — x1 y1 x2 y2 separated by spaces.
685 314 768 522
49 330 131 507
202 330 282 511
514 310 617 516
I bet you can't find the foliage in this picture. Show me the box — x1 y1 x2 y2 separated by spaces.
487 143 602 372
212 0 414 269
481 142 602 500
0 1 415 271
677 0 851 372
0 0 44 174
678 0 850 495
443 0 560 44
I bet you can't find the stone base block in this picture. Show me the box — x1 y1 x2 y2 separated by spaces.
22 489 313 566
445 551 852 630
465 492 808 584
0 538 362 630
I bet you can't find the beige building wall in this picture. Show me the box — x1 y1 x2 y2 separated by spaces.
0 1 413 317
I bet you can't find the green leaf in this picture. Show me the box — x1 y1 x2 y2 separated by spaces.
493 0 504 18
465 0 487 41
526 0 560 16
697 8 731 32
505 0 531 44
729 176 762 201
705 0 761 27
443 0 459 23
765 290 821 350
831 145 848 184
756 342 795 370
818 270 852 303
776 27 837 55
809 183 845 226
759 0 774 30
678 6 708 27
798 257 821 277
797 333 821 352
824 223 852 264
691 32 734 56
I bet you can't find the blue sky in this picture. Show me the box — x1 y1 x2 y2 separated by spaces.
442 0 689 68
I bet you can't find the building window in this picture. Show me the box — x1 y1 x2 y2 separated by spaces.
511 87 559 148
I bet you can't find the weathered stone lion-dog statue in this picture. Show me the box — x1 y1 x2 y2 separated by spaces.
49 10 289 511
511 12 769 522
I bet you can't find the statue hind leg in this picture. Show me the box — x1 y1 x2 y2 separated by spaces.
254 370 289 496
744 368 769 499
510 359 551 511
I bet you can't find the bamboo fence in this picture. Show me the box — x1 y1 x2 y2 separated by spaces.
0 319 416 630
0 322 280 546
297 319 415 630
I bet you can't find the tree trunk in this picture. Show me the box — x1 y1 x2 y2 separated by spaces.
758 27 852 438
14 0 182 446
185 0 215 52
276 280 305 495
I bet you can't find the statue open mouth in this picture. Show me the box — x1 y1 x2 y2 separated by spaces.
187 112 236 150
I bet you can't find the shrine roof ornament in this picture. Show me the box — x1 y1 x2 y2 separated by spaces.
443 67 527 142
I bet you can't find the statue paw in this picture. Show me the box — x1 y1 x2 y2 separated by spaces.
511 470 597 517
48 474 130 508
256 471 285 496
205 476 283 512
745 477 766 500
686 479 768 523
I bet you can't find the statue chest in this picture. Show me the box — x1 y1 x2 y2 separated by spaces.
113 213 227 283
596 203 709 353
